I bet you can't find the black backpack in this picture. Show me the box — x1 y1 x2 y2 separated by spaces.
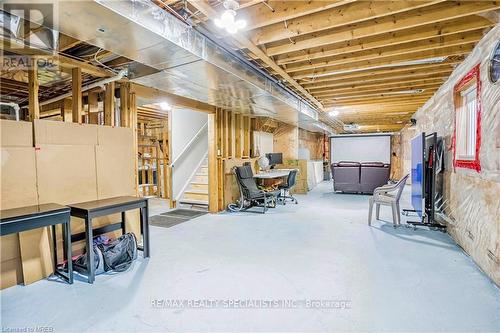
73 233 138 273
98 233 138 272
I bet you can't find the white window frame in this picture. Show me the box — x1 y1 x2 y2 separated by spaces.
455 84 477 161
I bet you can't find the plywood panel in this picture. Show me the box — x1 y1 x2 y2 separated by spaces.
1 147 40 287
97 125 133 146
96 143 140 238
36 144 98 204
0 120 33 147
34 119 98 146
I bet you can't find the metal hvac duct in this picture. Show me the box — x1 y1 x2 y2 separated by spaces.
25 0 335 133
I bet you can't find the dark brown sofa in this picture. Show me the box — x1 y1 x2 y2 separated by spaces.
331 161 390 194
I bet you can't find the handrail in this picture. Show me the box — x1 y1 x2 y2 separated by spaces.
171 122 208 168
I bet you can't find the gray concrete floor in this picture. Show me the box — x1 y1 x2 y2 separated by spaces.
1 182 499 332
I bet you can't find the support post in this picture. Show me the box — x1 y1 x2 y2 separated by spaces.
28 59 39 121
208 113 218 213
104 82 115 126
71 67 82 124
120 83 130 127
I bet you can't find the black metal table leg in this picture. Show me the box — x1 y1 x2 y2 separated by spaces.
121 211 126 235
64 220 73 284
85 216 95 284
140 205 150 258
51 225 58 273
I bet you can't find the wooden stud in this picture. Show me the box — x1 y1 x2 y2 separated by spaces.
104 82 115 126
61 98 72 122
27 59 39 121
234 114 242 158
120 83 130 127
71 67 82 124
88 90 99 124
208 113 218 213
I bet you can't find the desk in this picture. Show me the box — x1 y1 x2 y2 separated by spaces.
0 203 73 284
67 196 149 283
254 169 293 179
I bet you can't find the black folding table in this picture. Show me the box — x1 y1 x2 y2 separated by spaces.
0 203 73 284
67 196 149 284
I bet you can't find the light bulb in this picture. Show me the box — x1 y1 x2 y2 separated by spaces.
221 10 234 24
328 110 339 117
235 19 246 29
214 18 224 28
159 102 171 111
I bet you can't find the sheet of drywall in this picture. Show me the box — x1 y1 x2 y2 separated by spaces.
330 135 391 164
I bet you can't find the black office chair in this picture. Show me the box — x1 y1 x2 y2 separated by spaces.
278 169 298 205
227 165 278 214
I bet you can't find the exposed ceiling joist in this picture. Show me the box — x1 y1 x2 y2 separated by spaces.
291 43 475 80
242 0 355 31
251 0 444 45
305 70 453 91
265 1 500 56
275 17 493 65
285 31 483 73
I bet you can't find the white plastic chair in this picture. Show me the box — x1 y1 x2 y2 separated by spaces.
368 174 409 227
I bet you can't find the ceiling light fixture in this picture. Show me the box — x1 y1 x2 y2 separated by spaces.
328 110 339 117
214 0 246 34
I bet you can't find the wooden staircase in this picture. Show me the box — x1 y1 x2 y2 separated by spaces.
178 159 209 208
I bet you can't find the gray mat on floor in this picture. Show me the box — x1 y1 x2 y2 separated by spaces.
149 209 207 228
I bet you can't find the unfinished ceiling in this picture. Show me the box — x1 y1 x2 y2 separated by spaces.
169 0 499 132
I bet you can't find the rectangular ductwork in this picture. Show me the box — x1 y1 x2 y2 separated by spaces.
21 0 335 133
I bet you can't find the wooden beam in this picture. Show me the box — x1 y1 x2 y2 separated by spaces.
299 59 461 84
129 83 216 113
208 113 218 213
276 18 493 65
27 60 39 121
243 0 355 31
104 82 115 126
61 98 72 122
322 94 434 105
87 90 99 124
38 54 114 78
266 1 500 56
252 0 443 45
304 67 454 90
312 78 446 95
292 44 475 80
58 33 81 51
187 0 324 110
286 32 483 73
120 83 130 127
71 67 82 124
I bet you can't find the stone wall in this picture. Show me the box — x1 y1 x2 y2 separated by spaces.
399 25 500 285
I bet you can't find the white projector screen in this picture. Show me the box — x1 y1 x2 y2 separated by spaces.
330 135 391 164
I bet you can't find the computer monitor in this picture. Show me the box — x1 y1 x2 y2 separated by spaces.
266 153 283 167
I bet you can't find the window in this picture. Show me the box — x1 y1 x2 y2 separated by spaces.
453 65 481 172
